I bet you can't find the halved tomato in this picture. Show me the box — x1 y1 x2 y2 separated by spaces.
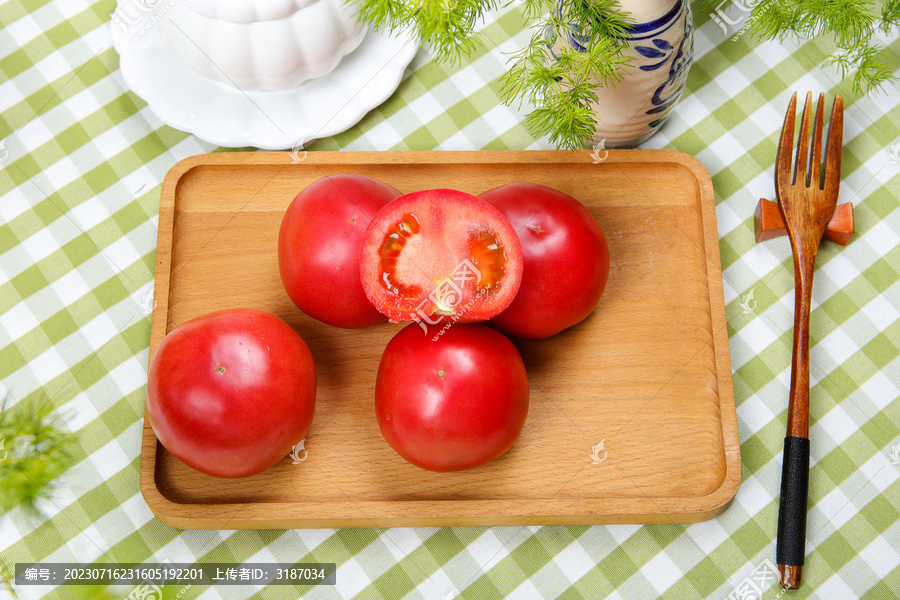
359 189 523 324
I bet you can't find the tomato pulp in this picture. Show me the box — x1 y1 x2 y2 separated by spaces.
279 174 401 328
375 322 529 471
480 183 610 339
146 308 316 478
359 188 523 325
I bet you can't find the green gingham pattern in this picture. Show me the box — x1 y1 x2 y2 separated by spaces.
1 0 898 598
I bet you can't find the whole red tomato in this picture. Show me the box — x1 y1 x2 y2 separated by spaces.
146 308 316 478
480 183 610 339
375 322 528 472
359 188 523 325
279 174 401 328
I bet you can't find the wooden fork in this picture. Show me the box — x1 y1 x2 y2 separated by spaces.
774 91 843 589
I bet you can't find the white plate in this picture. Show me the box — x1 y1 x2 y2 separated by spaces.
111 20 419 150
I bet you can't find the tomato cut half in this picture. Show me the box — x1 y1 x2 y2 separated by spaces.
359 189 523 324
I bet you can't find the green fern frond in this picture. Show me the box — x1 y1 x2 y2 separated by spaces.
351 0 899 148
0 393 74 516
351 0 633 149
744 0 898 95
352 0 502 63
499 0 633 149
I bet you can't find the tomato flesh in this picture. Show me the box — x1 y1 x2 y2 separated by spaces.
360 189 523 323
378 212 423 298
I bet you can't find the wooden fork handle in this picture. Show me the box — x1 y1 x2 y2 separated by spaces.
785 249 814 438
776 436 810 588
777 241 817 587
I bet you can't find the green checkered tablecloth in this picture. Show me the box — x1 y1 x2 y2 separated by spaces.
1 0 899 598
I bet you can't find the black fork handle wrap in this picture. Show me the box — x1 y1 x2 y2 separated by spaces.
776 436 811 566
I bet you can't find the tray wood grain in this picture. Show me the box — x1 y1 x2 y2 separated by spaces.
142 150 740 529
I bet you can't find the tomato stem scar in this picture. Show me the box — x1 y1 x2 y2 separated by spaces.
216 365 226 374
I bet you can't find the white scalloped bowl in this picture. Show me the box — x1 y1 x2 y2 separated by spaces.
181 0 319 24
154 0 366 90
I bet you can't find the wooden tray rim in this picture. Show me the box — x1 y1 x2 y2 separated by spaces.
141 150 740 529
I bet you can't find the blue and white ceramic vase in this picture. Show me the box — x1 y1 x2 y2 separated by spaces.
562 0 694 148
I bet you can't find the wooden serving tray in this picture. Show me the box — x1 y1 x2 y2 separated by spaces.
142 150 740 529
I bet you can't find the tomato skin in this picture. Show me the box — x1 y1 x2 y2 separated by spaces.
359 188 524 325
480 183 610 340
375 322 529 472
146 309 316 478
279 174 401 328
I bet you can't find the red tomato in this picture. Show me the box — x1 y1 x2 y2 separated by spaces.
146 309 316 478
375 322 529 472
359 188 523 325
279 174 401 328
480 183 610 339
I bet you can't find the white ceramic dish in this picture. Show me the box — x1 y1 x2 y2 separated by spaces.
181 0 319 24
155 0 366 90
111 20 418 150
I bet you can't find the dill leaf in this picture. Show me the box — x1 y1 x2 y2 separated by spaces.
736 0 899 94
0 392 74 516
350 0 634 149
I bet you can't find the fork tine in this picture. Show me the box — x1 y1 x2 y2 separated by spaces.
824 95 844 195
776 92 798 191
794 92 813 186
809 93 825 189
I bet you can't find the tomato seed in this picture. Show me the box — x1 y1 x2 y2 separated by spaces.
468 230 508 296
378 213 422 298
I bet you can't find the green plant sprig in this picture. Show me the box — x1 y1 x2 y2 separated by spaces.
500 0 634 149
352 0 502 62
351 0 634 150
746 0 900 94
0 391 74 516
1 559 17 600
883 0 900 29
